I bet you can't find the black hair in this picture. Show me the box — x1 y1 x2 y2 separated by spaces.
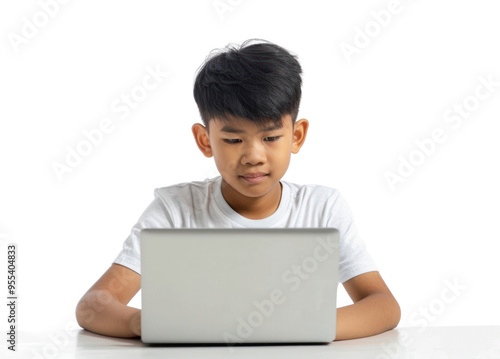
193 39 302 130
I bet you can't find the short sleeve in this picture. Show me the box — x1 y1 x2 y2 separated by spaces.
113 192 174 274
328 192 378 283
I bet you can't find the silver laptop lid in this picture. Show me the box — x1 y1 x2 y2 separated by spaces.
141 228 339 344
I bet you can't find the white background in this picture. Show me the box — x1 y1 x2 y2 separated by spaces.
1 0 499 336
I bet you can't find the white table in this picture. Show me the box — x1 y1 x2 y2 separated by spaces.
5 326 500 358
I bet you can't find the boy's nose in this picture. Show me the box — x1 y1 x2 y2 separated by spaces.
240 142 266 165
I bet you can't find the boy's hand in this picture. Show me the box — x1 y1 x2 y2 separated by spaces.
76 264 141 338
336 271 400 340
129 310 141 337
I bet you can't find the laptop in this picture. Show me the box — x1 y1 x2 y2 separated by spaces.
140 228 339 344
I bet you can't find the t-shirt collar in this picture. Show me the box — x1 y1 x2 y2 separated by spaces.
213 175 290 228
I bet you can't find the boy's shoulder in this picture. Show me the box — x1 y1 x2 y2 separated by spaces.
284 178 341 201
153 176 217 198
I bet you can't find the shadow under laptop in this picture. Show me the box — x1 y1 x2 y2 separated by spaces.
145 341 333 347
76 329 333 348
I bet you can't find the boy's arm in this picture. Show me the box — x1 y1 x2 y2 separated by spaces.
75 263 142 338
335 271 401 341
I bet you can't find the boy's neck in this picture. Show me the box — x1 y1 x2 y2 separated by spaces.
220 180 283 220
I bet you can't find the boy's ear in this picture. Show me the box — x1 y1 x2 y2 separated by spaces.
291 118 309 154
192 123 213 157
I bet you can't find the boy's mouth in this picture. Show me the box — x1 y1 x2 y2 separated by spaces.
239 172 268 183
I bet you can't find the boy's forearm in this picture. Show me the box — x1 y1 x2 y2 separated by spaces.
335 292 401 341
76 289 140 338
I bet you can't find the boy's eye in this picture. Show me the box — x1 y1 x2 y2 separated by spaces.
222 136 282 144
223 139 242 144
264 136 281 142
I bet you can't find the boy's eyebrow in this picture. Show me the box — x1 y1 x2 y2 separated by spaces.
220 123 283 134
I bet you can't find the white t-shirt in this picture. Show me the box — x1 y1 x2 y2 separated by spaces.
113 176 378 283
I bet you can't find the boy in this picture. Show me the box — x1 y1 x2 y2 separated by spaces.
75 39 400 340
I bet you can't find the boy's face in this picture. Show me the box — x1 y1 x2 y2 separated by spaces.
192 114 308 204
